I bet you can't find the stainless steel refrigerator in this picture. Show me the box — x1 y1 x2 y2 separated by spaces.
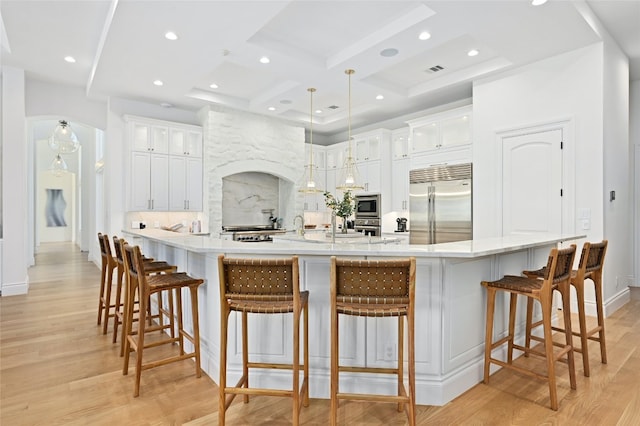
409 163 472 245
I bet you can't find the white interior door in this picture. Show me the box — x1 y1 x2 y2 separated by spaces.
502 129 563 236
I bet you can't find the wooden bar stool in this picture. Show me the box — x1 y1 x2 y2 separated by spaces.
523 240 608 377
217 255 309 426
112 236 177 356
97 233 117 333
329 256 416 426
481 245 577 411
122 243 204 397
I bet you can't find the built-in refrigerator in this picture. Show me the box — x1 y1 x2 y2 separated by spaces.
409 163 472 245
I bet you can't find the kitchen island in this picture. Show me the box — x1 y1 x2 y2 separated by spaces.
122 228 583 405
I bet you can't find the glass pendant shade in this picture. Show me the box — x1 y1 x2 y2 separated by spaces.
336 69 363 191
48 120 80 153
299 87 324 193
50 154 68 177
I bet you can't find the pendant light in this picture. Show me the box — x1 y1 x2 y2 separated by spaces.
50 154 68 177
48 120 80 153
336 69 363 191
298 87 324 193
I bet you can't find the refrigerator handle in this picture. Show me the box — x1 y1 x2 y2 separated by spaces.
428 186 435 244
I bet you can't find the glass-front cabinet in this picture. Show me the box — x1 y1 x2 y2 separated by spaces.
408 106 472 154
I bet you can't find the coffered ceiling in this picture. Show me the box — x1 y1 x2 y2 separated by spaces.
1 1 638 139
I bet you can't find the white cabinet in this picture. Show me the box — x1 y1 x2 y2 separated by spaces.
303 144 327 212
130 151 169 211
391 157 410 212
169 156 203 211
170 128 203 157
355 135 380 162
131 122 169 153
356 160 381 194
408 106 471 154
126 115 203 212
392 128 410 159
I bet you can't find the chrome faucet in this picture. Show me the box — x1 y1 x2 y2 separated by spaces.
294 215 305 236
330 211 336 244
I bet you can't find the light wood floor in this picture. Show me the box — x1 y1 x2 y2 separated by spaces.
1 242 639 425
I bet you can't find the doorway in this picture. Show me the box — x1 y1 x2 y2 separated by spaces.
498 120 574 237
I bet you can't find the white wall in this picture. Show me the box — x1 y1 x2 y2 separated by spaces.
1 67 29 295
473 42 632 311
632 80 640 286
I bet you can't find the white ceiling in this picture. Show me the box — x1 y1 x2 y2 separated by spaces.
1 0 638 140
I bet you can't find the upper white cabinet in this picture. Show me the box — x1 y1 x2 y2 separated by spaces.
408 106 472 154
126 115 203 212
131 122 169 154
355 134 380 163
326 142 347 170
170 128 203 157
392 128 410 159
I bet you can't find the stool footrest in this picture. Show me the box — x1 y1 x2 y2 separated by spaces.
247 362 305 370
339 365 399 375
225 387 293 398
337 391 410 404
139 351 198 371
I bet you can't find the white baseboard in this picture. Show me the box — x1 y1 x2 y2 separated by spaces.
1 276 30 296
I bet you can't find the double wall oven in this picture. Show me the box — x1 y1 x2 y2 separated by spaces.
354 194 381 236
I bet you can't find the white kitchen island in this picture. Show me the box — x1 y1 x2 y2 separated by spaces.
122 229 583 406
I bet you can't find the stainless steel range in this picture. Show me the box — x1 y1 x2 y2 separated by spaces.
222 225 286 242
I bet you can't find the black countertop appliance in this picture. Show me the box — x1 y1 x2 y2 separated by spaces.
396 217 407 232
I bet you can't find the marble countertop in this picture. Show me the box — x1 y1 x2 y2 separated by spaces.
273 231 400 245
122 228 585 259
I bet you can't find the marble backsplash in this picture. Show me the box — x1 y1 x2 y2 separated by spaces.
222 172 279 227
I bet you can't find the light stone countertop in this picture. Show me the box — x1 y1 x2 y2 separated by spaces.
122 228 585 259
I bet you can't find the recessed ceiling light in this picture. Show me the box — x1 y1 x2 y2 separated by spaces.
209 83 219 89
380 48 399 57
418 31 431 41
164 31 178 41
260 56 270 64
64 56 76 63
268 106 276 111
531 0 547 5
153 80 164 86
467 49 479 57
315 109 323 114
376 94 384 100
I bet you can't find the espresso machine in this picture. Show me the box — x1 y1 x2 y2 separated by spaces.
396 217 408 232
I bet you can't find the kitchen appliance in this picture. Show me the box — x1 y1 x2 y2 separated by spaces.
396 217 407 232
354 194 381 218
222 225 286 242
409 163 472 245
354 194 381 236
354 218 381 236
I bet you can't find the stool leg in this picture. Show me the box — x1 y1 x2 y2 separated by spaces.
524 298 534 357
330 311 339 426
292 307 300 426
408 311 416 426
560 283 577 390
122 278 136 375
112 266 124 343
483 287 496 384
189 286 202 378
102 263 115 335
133 287 148 398
397 315 404 413
574 279 590 376
303 302 309 407
175 288 185 355
98 261 107 325
593 273 607 364
242 311 249 403
507 293 518 363
219 305 230 425
540 292 558 411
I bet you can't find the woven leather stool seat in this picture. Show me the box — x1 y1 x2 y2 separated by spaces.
523 240 608 377
330 256 416 426
481 245 577 411
112 236 177 357
122 243 204 397
218 255 309 426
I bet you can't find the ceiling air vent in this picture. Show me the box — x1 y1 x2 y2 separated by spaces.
425 65 444 73
327 105 340 110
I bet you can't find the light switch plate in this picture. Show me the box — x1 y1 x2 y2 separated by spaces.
131 221 141 229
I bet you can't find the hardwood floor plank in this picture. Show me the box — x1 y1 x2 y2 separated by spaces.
1 242 639 425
